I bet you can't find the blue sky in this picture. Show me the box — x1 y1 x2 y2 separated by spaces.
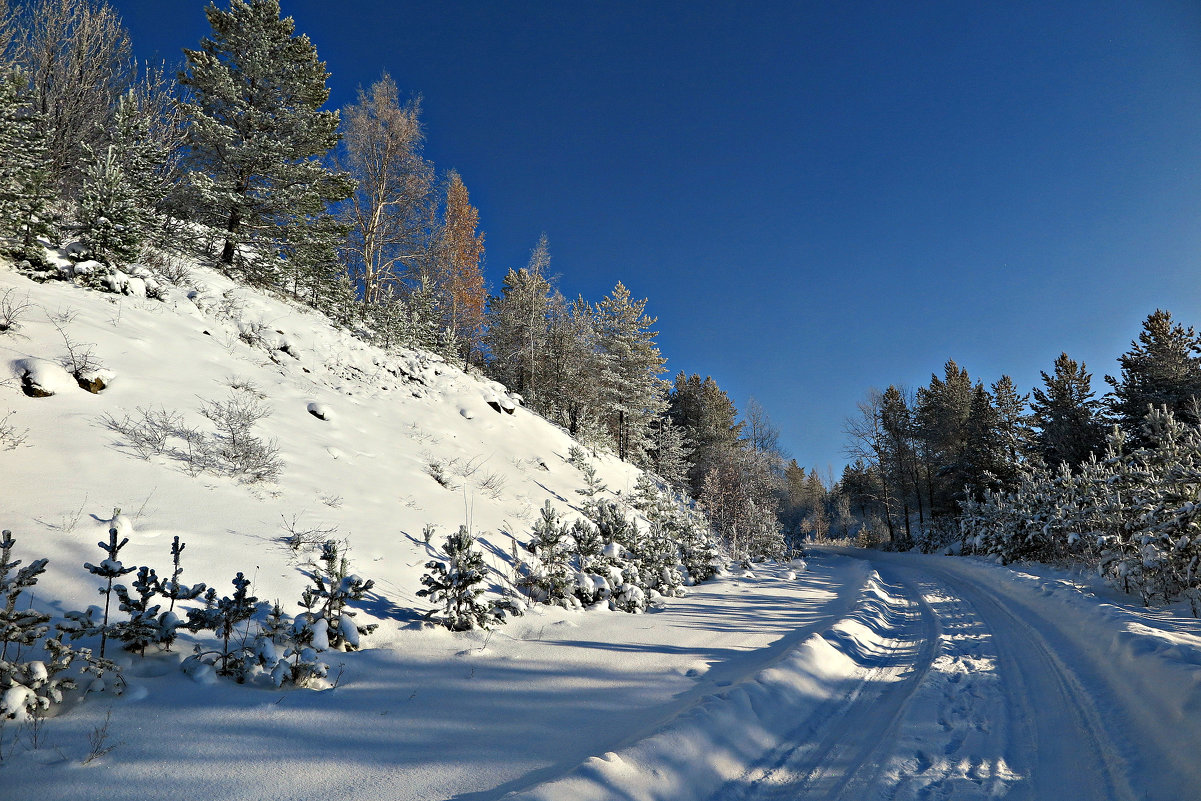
112 0 1201 476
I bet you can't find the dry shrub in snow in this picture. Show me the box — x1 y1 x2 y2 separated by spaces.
0 288 31 334
103 391 281 483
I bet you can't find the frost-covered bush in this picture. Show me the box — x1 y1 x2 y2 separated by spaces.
198 390 282 483
102 392 282 483
418 526 494 631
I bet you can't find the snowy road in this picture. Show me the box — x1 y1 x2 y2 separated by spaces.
516 551 1201 801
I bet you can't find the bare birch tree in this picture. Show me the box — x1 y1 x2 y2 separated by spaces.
338 73 434 304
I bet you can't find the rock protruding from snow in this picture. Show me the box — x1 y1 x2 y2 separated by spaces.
13 357 77 397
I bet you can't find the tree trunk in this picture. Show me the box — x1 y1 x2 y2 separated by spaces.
220 208 241 265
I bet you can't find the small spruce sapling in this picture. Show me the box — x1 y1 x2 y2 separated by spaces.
575 459 608 515
112 566 163 655
0 530 50 663
185 572 258 680
156 536 206 650
418 526 494 631
520 502 575 606
0 531 80 721
303 540 377 651
65 523 136 657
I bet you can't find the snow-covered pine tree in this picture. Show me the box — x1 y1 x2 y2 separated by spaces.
111 566 163 655
77 143 142 267
589 501 648 613
648 415 690 492
594 282 668 464
0 530 81 721
0 67 55 263
519 502 576 606
0 530 50 664
179 0 353 287
158 538 207 653
485 234 554 400
418 526 493 631
301 540 376 651
185 572 258 680
991 375 1033 487
63 525 136 657
575 456 608 516
570 518 608 604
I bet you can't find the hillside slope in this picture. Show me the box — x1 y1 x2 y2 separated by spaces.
0 253 648 617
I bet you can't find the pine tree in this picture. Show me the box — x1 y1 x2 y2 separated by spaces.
417 526 493 631
64 525 136 657
0 67 55 261
990 375 1033 486
0 530 50 664
1031 352 1106 470
179 0 353 285
595 282 667 463
103 77 187 246
156 535 206 650
485 234 554 400
669 373 742 496
519 502 575 606
544 294 608 440
649 415 690 491
111 566 163 655
915 360 974 517
77 144 141 266
300 540 376 651
1106 310 1201 444
0 531 82 722
185 572 258 679
959 383 1005 499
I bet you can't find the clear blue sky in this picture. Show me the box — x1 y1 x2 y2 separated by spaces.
111 0 1201 477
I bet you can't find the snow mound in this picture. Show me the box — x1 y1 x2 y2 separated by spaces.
12 357 78 396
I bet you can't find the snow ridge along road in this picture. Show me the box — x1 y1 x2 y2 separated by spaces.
510 551 1201 801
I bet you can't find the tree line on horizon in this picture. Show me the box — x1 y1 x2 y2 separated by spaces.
841 306 1201 608
0 0 817 560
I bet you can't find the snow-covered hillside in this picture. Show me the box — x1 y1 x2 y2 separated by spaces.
3 256 1201 801
0 253 655 616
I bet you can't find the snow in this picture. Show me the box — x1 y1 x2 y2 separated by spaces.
2 256 1201 799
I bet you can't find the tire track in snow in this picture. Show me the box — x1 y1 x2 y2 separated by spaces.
725 558 1138 801
897 562 1139 801
712 572 940 800
872 574 1021 801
